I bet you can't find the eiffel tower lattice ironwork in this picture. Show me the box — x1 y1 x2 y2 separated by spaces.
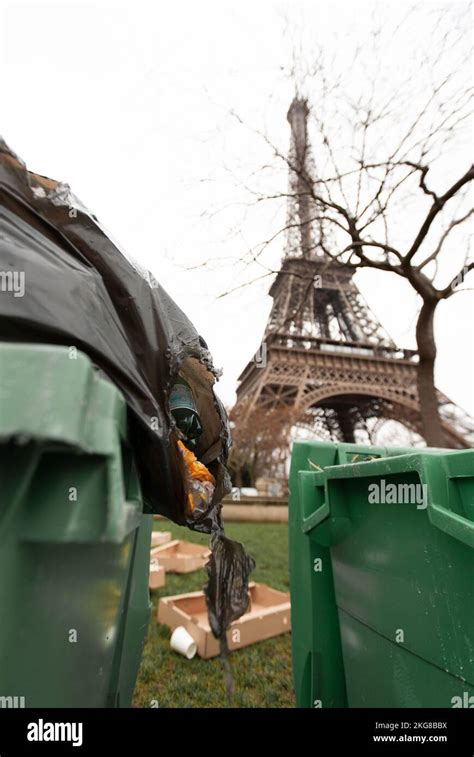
231 98 473 476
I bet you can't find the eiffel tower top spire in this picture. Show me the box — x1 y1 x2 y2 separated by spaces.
285 96 322 261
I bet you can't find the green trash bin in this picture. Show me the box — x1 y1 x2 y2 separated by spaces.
0 343 153 707
289 440 474 708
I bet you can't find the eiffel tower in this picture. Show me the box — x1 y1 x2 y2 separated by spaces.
231 98 473 480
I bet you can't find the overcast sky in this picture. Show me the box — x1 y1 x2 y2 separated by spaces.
1 0 472 416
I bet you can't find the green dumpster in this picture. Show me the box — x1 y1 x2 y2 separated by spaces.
0 343 152 707
289 440 474 708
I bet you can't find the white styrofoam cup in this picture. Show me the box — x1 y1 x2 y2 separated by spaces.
170 626 197 659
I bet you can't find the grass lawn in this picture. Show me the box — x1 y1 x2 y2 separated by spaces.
133 520 295 708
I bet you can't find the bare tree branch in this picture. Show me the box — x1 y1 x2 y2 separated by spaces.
404 165 474 264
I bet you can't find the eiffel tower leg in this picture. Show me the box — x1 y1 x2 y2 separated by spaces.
336 409 355 443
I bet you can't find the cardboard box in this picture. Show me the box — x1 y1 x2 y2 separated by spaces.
157 582 291 658
149 559 166 589
151 530 172 548
150 539 210 574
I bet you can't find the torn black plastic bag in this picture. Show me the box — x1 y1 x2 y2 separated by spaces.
0 137 230 525
205 533 257 639
205 532 256 694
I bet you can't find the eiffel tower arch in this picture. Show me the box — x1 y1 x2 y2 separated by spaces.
231 98 473 485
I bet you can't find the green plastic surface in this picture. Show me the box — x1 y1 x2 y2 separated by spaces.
289 440 474 708
0 344 152 707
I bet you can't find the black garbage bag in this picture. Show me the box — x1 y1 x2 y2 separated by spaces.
205 532 256 695
205 533 256 640
0 139 254 671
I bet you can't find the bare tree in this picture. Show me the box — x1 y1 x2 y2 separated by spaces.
228 405 295 488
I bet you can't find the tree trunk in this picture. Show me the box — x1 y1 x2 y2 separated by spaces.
415 299 446 447
234 466 242 488
250 450 259 487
